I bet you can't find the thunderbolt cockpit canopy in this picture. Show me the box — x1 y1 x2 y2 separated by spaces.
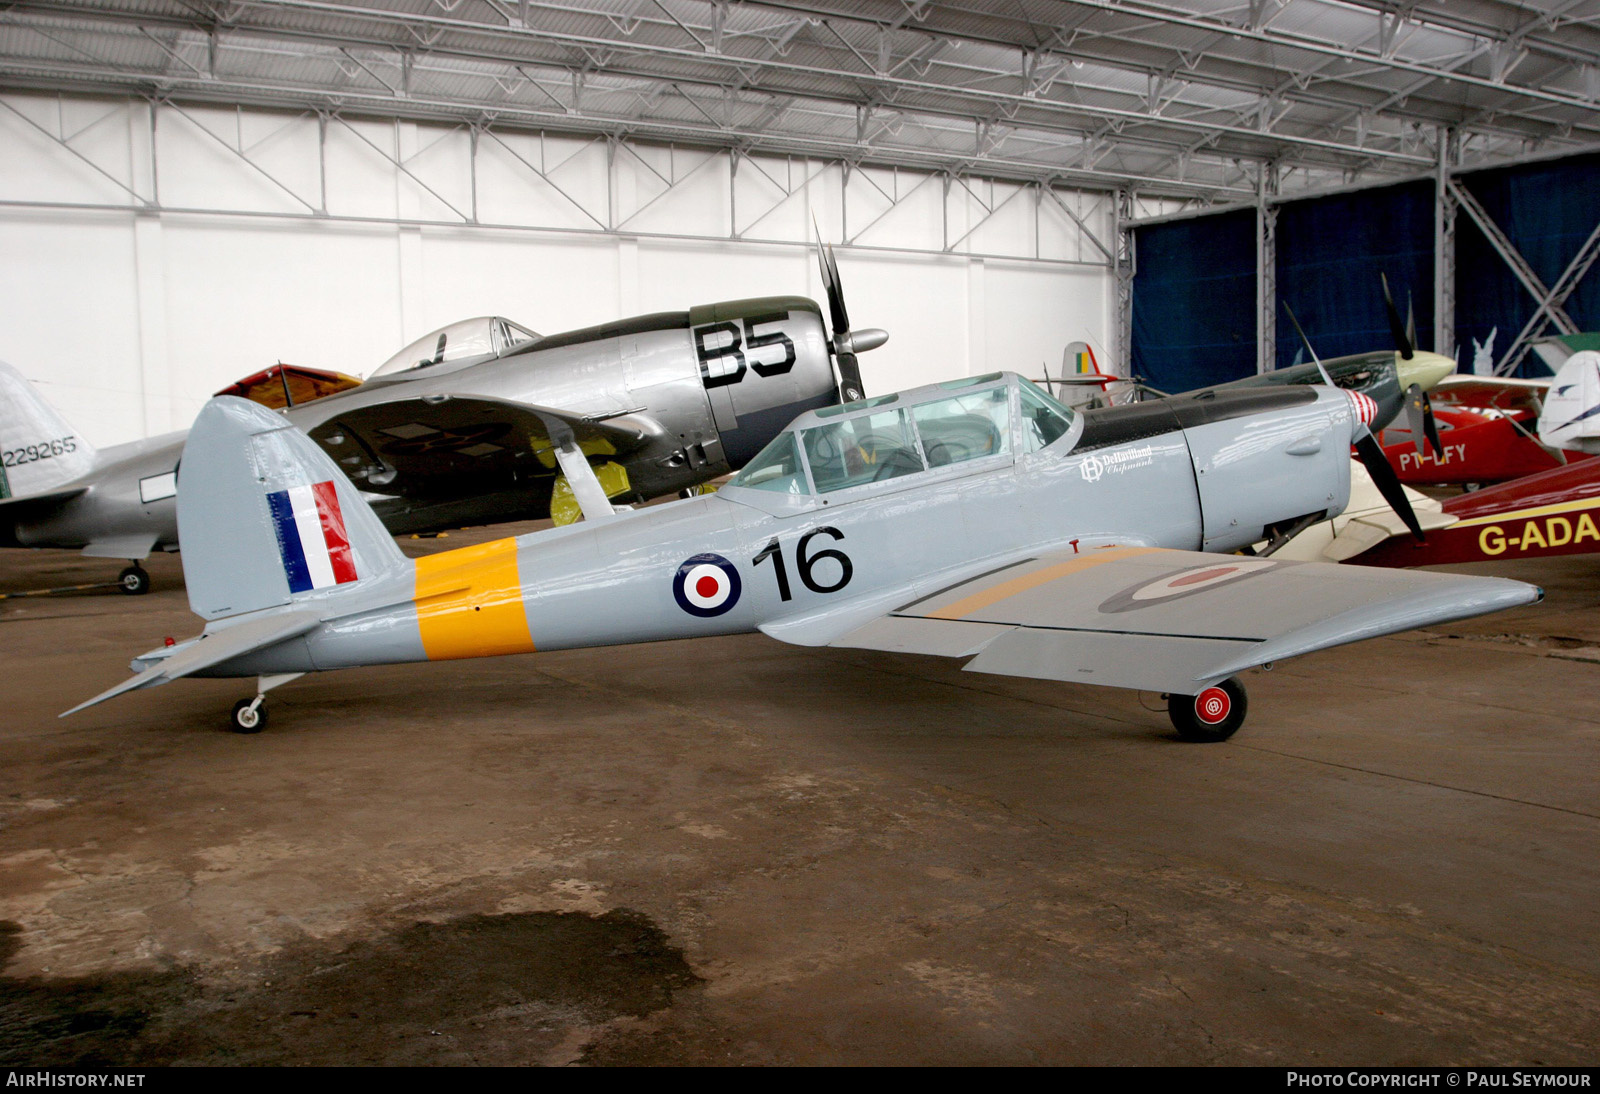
370 317 540 378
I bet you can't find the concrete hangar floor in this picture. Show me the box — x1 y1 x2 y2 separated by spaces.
1 527 1597 1066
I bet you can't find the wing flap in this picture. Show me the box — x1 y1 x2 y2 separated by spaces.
833 616 1014 658
811 546 1541 694
62 610 321 716
966 629 1258 694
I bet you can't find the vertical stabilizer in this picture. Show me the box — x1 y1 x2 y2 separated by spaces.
1538 350 1600 455
0 360 96 499
179 396 409 620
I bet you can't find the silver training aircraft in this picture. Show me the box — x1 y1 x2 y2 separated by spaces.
68 369 1539 741
1 247 882 592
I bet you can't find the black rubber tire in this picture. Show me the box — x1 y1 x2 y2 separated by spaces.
118 565 150 595
1168 678 1248 742
229 698 267 735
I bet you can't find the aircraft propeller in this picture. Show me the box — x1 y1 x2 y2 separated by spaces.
813 220 887 402
1285 302 1427 543
1382 273 1445 458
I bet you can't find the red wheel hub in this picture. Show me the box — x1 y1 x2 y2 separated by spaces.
1195 686 1231 725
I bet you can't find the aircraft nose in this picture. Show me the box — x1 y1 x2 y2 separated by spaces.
1397 351 1455 392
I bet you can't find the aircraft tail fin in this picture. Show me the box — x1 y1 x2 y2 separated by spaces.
0 360 96 500
1537 350 1600 456
179 396 410 621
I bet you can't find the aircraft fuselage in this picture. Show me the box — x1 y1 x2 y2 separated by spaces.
190 380 1352 680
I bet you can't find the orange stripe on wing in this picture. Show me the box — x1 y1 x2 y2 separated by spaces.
925 546 1161 620
414 538 536 660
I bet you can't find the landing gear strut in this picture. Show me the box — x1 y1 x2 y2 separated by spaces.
118 564 150 595
225 673 303 734
1167 677 1248 742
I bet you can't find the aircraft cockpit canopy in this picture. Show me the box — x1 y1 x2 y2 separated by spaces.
369 316 541 378
727 373 1075 498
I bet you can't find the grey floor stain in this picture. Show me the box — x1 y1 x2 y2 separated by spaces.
1 910 701 1066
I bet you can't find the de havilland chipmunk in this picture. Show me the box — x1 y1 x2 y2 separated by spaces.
0 246 881 592
66 366 1540 742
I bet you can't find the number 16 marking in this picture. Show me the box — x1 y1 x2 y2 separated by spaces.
752 527 853 601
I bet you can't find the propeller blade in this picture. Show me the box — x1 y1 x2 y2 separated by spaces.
823 244 850 333
1423 393 1443 458
1405 291 1417 354
835 352 865 403
1282 302 1336 388
1404 383 1429 456
1381 272 1415 360
812 214 879 401
1355 432 1426 542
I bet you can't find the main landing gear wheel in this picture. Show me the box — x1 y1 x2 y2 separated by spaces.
229 697 268 734
118 565 150 595
1168 678 1248 743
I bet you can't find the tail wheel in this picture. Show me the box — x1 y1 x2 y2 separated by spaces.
1168 678 1248 742
229 698 268 734
118 565 150 595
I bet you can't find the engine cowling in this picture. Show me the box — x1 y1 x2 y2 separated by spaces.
686 296 842 468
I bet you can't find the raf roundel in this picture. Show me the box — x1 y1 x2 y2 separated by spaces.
673 553 742 617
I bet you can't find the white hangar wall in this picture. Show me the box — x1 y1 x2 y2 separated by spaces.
0 93 1127 447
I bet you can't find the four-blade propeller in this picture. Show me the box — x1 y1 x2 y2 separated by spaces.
814 220 887 402
1382 272 1444 458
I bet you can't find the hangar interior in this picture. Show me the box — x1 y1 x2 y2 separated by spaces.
1 0 1598 1069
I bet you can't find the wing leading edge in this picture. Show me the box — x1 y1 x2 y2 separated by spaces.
793 546 1540 694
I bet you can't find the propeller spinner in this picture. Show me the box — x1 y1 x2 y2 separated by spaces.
813 229 887 402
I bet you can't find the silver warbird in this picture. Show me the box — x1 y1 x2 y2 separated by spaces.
2 249 881 592
68 370 1539 741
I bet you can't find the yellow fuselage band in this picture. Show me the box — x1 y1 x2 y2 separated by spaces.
413 538 536 660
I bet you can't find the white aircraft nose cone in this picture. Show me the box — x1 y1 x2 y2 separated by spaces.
1396 351 1455 392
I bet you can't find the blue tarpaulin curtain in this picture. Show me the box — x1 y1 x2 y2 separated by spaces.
1456 152 1600 378
1273 180 1434 369
1129 209 1255 394
1128 154 1599 385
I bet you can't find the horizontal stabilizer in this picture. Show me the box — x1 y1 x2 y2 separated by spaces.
62 610 321 716
81 533 162 560
0 485 86 511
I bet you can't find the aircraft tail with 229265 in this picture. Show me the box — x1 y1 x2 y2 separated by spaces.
66 372 1540 741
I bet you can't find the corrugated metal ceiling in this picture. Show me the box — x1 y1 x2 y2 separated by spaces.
0 0 1594 201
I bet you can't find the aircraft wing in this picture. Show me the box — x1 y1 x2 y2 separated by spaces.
1430 375 1548 413
215 363 363 409
304 395 652 497
62 610 322 716
764 546 1538 695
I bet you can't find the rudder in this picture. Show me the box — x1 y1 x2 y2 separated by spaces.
0 360 95 499
179 396 409 620
1539 350 1600 455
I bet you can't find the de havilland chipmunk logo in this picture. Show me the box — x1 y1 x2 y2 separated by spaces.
1079 444 1155 483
